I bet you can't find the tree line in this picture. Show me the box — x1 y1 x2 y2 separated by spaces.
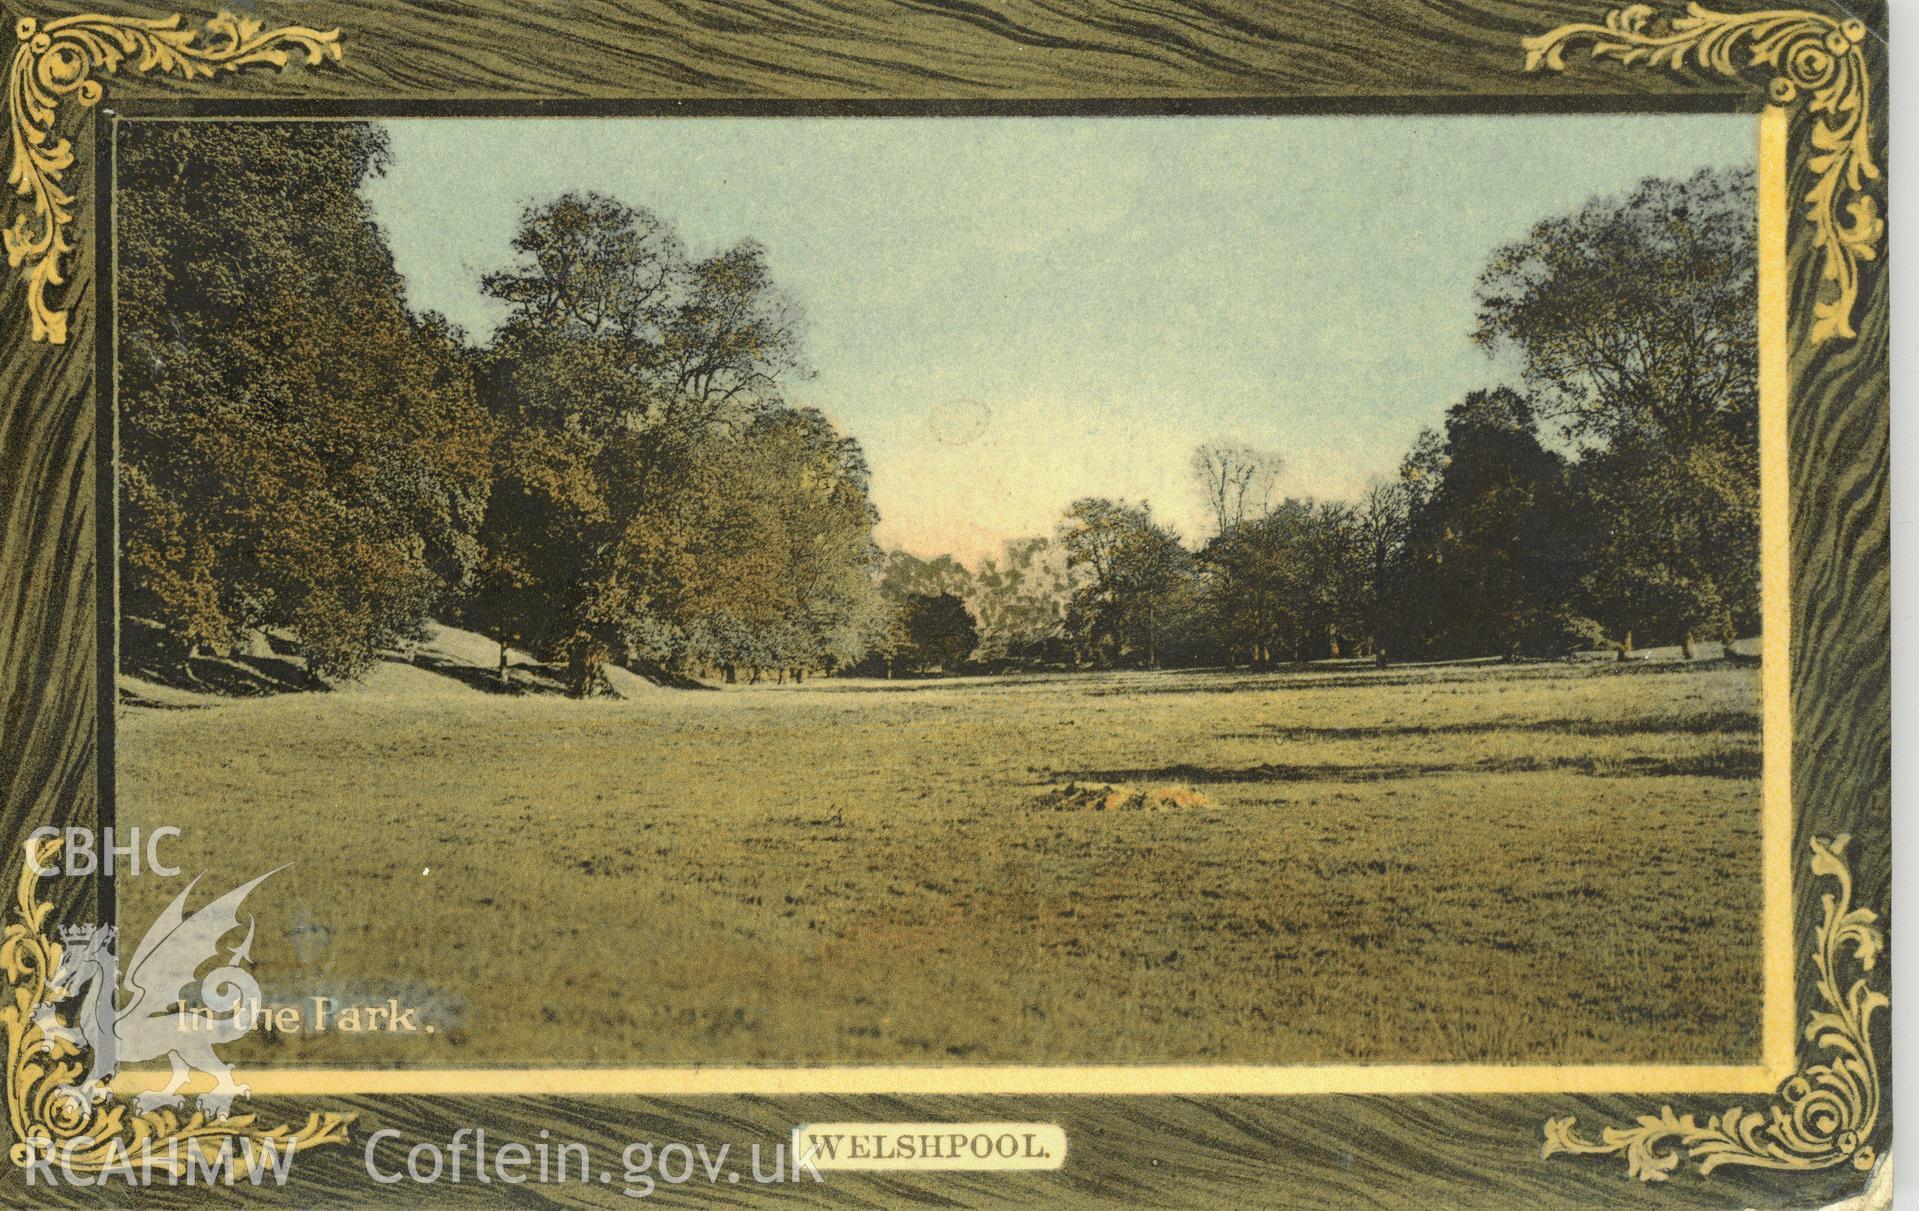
119 121 1755 690
120 122 888 695
874 167 1759 672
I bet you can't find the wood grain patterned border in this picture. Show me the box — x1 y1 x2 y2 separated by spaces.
0 2 1890 1206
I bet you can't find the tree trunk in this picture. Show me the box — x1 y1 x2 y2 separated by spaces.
497 641 510 687
1681 632 1696 661
566 646 607 698
177 641 205 687
1617 628 1634 662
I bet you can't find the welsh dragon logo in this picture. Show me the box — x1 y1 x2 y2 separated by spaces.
35 869 280 1119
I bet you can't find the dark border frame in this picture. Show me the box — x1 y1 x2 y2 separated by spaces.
1 2 1888 1206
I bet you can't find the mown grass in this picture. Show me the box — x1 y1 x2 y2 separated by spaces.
116 653 1763 1067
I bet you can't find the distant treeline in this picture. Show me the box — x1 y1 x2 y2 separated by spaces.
119 122 1755 692
876 167 1759 672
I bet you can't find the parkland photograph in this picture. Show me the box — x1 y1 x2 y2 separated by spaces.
115 114 1766 1069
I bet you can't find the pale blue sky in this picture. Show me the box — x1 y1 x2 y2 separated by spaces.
364 115 1755 563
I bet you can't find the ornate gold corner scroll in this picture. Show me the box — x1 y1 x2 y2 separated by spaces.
3 838 353 1178
1526 4 1881 343
5 9 343 344
1543 835 1885 1182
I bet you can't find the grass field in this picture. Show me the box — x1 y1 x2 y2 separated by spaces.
117 636 1764 1067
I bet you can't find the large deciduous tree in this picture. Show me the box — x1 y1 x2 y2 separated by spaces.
894 593 980 673
1200 497 1368 666
118 122 492 682
1059 499 1190 667
468 191 869 692
649 408 883 682
1394 388 1584 660
1474 167 1758 652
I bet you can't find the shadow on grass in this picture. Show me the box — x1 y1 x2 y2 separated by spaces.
809 673 1090 694
408 651 567 697
1083 655 1759 697
122 614 597 699
115 684 214 710
1222 709 1759 743
1059 748 1763 785
120 619 316 698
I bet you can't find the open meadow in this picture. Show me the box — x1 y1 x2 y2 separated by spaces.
117 640 1764 1068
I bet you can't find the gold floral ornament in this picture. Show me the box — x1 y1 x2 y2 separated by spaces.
1543 835 1884 1182
1525 5 1881 343
5 9 344 344
3 838 352 1179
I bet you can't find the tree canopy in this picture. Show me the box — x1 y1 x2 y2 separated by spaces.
119 123 492 681
120 142 1757 689
1475 166 1759 651
122 139 877 693
465 192 866 692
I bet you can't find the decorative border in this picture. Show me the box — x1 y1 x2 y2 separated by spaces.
1542 835 1885 1181
1526 3 1881 343
1 7 354 1176
5 8 343 343
1526 5 1888 1187
2 839 353 1176
0 0 1887 1195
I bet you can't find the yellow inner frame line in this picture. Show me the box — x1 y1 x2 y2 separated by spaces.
117 107 1796 1099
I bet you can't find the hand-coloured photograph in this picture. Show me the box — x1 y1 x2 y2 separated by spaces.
112 113 1772 1076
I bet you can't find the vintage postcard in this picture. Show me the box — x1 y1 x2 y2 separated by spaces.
0 2 1891 1207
